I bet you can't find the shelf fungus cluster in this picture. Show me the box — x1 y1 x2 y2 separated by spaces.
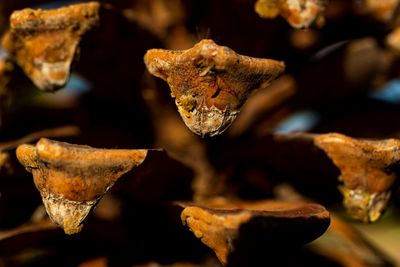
176 198 330 265
144 39 285 137
314 133 399 223
255 0 326 29
16 138 148 234
2 0 400 265
2 2 99 91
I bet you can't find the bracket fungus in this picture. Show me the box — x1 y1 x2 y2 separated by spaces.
255 0 326 29
176 198 329 265
144 39 285 137
2 2 99 91
16 138 148 234
314 133 399 223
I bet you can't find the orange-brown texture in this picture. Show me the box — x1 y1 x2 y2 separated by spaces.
144 39 285 137
178 198 329 265
366 0 400 21
315 133 399 222
2 2 99 91
16 138 147 234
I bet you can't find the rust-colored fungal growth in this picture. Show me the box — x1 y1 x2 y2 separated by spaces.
2 2 99 91
177 198 329 265
255 0 326 29
314 133 399 223
144 39 285 137
16 138 148 234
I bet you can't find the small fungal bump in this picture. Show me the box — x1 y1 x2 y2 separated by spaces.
255 0 326 29
16 138 148 234
144 39 285 137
